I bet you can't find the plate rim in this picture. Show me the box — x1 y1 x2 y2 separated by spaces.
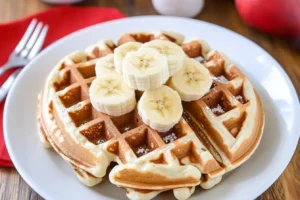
4 15 300 200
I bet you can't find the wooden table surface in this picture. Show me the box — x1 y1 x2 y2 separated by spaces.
0 0 299 199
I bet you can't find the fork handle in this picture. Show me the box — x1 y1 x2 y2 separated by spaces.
0 62 12 76
0 87 8 102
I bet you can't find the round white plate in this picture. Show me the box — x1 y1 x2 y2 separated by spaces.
4 16 300 200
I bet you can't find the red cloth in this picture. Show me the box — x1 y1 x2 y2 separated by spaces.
0 6 125 167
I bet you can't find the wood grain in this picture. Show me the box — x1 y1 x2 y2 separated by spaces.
0 0 299 199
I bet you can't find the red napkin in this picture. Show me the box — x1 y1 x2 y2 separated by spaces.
0 6 125 167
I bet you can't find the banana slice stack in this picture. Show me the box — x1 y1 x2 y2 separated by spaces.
90 38 212 132
122 48 169 91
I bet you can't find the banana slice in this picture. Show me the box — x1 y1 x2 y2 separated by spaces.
89 74 136 117
169 57 212 102
138 85 183 132
114 42 142 73
141 40 185 76
95 54 118 77
122 48 169 91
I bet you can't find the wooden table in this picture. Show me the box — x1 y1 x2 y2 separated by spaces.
0 0 299 199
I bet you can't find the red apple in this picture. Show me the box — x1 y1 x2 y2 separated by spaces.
235 0 300 39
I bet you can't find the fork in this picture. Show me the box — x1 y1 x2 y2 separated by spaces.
0 19 48 102
0 19 48 76
0 69 21 102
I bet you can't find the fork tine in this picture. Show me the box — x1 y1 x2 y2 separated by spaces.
27 25 49 60
20 22 43 58
21 22 43 58
14 19 37 54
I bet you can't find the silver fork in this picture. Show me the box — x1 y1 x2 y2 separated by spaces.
0 19 48 76
0 69 21 102
0 19 48 102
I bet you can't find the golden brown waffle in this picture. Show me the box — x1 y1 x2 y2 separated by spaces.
37 31 264 200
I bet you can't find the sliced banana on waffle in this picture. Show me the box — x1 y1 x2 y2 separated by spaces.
95 54 118 76
89 74 136 116
122 48 169 91
138 85 183 132
141 40 185 76
169 57 212 102
114 42 142 73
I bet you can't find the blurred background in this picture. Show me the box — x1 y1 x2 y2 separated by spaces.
1 0 299 93
1 0 300 47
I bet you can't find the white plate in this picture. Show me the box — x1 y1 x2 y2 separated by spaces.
4 16 300 200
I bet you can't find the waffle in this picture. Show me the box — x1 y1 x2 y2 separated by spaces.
37 31 264 200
